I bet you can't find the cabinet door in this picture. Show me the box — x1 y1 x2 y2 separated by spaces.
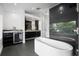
3 33 13 47
36 31 41 37
25 32 36 38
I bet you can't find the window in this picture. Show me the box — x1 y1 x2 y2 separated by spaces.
50 21 76 35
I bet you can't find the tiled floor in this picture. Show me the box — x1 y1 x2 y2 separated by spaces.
1 39 38 56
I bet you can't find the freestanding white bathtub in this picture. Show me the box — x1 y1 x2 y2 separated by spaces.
34 37 73 56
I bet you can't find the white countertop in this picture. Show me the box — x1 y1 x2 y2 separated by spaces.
25 30 40 32
3 30 23 33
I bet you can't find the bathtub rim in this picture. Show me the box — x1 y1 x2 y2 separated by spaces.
35 37 73 51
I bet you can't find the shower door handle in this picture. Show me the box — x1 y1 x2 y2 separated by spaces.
74 27 79 35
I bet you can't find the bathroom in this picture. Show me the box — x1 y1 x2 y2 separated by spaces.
0 3 79 56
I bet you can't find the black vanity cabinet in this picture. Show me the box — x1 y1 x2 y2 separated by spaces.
25 31 41 39
36 31 40 37
3 33 13 47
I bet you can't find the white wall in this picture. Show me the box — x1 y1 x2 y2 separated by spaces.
3 9 25 43
0 6 3 40
40 10 49 38
0 15 2 40
3 10 24 30
44 13 49 38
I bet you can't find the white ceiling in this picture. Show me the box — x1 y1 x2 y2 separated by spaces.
0 3 59 16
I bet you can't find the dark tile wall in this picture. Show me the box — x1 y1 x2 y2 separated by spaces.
50 3 78 23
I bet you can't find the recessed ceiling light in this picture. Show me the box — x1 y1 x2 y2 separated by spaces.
59 6 64 14
59 6 64 11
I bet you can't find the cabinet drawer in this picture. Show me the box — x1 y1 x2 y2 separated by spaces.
3 33 13 37
3 33 13 47
25 31 41 38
